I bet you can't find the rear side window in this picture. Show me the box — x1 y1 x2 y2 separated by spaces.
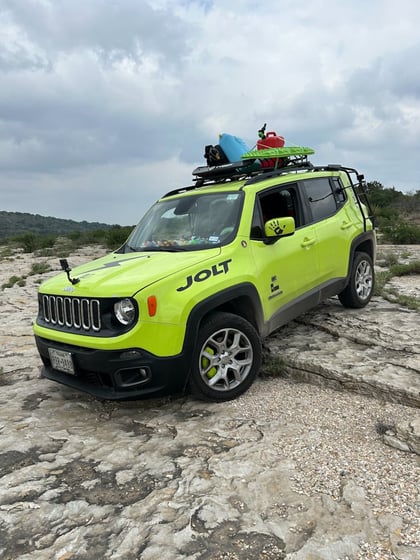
303 178 343 222
331 177 347 205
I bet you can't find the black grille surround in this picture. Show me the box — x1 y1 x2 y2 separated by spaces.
37 294 138 337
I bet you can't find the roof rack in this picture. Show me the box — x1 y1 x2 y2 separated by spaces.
162 159 315 196
162 160 375 230
189 150 315 187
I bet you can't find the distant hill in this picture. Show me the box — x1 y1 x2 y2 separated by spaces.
0 211 112 241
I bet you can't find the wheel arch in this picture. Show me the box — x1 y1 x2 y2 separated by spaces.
347 232 376 283
182 283 264 362
350 232 376 263
338 232 375 309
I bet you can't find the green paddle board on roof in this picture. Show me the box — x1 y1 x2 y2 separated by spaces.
241 146 315 159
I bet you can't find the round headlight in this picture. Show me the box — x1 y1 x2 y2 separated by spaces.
114 298 136 326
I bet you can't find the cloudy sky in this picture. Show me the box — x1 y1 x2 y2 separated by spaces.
1 0 419 225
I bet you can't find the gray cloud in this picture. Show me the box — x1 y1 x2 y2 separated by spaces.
0 0 419 224
3 0 190 63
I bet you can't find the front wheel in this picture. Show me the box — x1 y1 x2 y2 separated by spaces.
339 251 374 308
189 312 262 401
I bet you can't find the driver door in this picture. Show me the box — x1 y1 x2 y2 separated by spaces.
249 185 319 323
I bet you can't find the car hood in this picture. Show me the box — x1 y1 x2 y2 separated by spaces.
39 249 222 297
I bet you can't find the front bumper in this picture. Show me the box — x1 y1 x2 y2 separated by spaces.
35 335 189 400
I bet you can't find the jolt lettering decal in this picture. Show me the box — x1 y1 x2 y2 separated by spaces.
177 259 232 292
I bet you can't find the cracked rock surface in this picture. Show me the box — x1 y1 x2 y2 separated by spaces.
0 244 419 560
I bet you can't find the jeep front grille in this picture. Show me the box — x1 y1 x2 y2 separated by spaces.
41 295 101 332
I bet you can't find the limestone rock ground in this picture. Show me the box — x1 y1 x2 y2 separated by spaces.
0 245 419 560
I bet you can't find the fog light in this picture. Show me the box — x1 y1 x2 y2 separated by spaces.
115 367 150 388
120 350 143 361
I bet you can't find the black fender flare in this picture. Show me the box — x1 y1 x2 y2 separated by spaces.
181 282 263 379
346 231 376 284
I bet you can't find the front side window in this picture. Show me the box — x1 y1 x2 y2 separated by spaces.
125 192 244 252
251 185 301 239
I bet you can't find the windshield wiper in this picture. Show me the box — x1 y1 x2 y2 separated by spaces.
139 246 189 252
124 244 138 253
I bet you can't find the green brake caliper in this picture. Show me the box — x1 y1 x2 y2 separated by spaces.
202 345 217 379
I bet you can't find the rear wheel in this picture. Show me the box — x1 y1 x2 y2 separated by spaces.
189 312 262 401
339 251 374 308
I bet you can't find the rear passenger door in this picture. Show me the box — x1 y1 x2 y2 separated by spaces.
301 176 351 283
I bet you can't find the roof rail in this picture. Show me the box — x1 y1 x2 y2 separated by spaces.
162 184 198 198
244 162 314 185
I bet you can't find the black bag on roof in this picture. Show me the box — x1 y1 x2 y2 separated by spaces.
204 144 229 167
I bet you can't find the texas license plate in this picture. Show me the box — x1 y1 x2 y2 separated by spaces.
48 348 75 375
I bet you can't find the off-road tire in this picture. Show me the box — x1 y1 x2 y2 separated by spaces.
339 251 374 308
189 312 262 401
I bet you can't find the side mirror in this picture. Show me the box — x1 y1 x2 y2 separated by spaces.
264 216 295 239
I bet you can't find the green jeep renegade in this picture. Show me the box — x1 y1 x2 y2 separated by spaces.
33 160 376 401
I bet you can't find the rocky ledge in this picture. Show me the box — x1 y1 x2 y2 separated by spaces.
0 244 419 560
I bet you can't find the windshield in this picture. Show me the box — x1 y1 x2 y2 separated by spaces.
125 191 244 252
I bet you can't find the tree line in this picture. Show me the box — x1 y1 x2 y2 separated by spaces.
365 182 420 244
1 182 419 249
0 210 113 241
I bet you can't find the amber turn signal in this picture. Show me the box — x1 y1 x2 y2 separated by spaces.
147 295 157 317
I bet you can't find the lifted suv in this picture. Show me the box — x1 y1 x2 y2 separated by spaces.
34 160 375 401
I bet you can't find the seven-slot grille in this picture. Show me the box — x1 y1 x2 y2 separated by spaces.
41 295 101 332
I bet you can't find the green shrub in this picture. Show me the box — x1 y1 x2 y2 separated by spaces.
105 226 133 249
1 275 26 289
16 232 37 253
14 232 58 253
29 262 52 275
380 222 420 244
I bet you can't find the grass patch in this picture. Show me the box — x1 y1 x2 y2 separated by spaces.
389 260 420 276
261 355 287 377
374 270 393 296
1 261 52 290
0 247 14 259
375 259 420 309
382 288 420 310
376 251 399 267
1 275 26 289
